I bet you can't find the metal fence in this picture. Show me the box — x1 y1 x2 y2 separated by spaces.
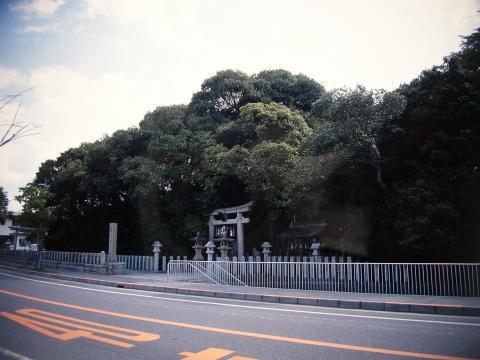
117 255 154 271
0 250 105 265
0 250 188 272
167 260 480 297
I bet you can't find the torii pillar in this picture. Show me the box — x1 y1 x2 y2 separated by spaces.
208 201 253 259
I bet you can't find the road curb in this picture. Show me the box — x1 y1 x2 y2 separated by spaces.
1 264 479 317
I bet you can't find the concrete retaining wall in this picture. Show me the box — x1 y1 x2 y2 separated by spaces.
0 256 119 274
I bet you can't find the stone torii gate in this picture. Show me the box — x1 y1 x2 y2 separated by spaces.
208 201 253 259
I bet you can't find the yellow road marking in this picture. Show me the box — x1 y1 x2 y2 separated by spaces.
180 347 234 359
179 347 258 360
0 308 159 348
0 289 474 360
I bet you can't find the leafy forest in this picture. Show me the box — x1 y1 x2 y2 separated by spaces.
9 28 480 261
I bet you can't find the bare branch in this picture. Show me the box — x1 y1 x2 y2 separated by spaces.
0 101 22 144
0 88 33 112
0 88 40 148
1 132 42 147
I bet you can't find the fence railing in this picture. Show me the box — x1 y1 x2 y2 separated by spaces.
0 250 188 272
0 250 106 265
117 255 154 272
167 260 480 297
182 261 247 286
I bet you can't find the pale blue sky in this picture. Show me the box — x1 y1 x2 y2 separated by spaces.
0 0 479 211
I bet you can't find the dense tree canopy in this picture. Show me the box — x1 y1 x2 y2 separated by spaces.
373 29 480 261
189 70 258 119
15 30 480 261
252 70 325 112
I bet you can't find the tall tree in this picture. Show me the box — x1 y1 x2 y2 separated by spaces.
300 87 406 258
253 69 325 112
188 70 259 119
307 86 406 197
217 102 311 148
15 182 55 248
374 28 480 261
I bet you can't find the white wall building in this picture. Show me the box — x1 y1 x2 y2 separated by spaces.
0 217 14 237
0 215 36 250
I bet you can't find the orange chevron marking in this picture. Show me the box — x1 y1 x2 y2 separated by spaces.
0 308 159 348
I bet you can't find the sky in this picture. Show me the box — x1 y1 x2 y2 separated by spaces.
0 0 479 212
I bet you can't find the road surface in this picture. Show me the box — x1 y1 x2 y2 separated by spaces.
0 268 479 360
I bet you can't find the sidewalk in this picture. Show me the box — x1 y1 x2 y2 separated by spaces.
2 264 479 317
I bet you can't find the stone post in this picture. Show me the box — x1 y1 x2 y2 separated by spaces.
152 241 162 272
236 212 245 259
108 223 118 262
261 241 272 261
100 251 106 265
208 216 215 242
205 241 216 262
162 256 166 272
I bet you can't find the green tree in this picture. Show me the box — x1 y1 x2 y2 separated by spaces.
253 69 325 112
140 105 187 134
374 28 480 260
242 142 299 214
188 70 259 119
15 182 55 248
297 87 406 258
307 86 406 194
217 102 311 148
208 102 313 243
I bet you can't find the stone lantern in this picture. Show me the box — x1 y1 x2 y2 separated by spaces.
310 242 321 259
190 232 206 260
216 229 234 260
204 240 216 262
260 241 272 261
152 241 163 272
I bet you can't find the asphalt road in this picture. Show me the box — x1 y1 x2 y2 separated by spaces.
0 268 479 360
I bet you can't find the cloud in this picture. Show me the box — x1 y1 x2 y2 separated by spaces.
0 65 178 211
18 22 60 33
10 0 65 17
82 0 157 24
0 67 19 89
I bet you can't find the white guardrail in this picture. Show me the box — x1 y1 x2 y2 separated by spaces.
167 260 480 297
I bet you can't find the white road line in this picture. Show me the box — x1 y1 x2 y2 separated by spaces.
1 270 479 327
0 347 33 360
